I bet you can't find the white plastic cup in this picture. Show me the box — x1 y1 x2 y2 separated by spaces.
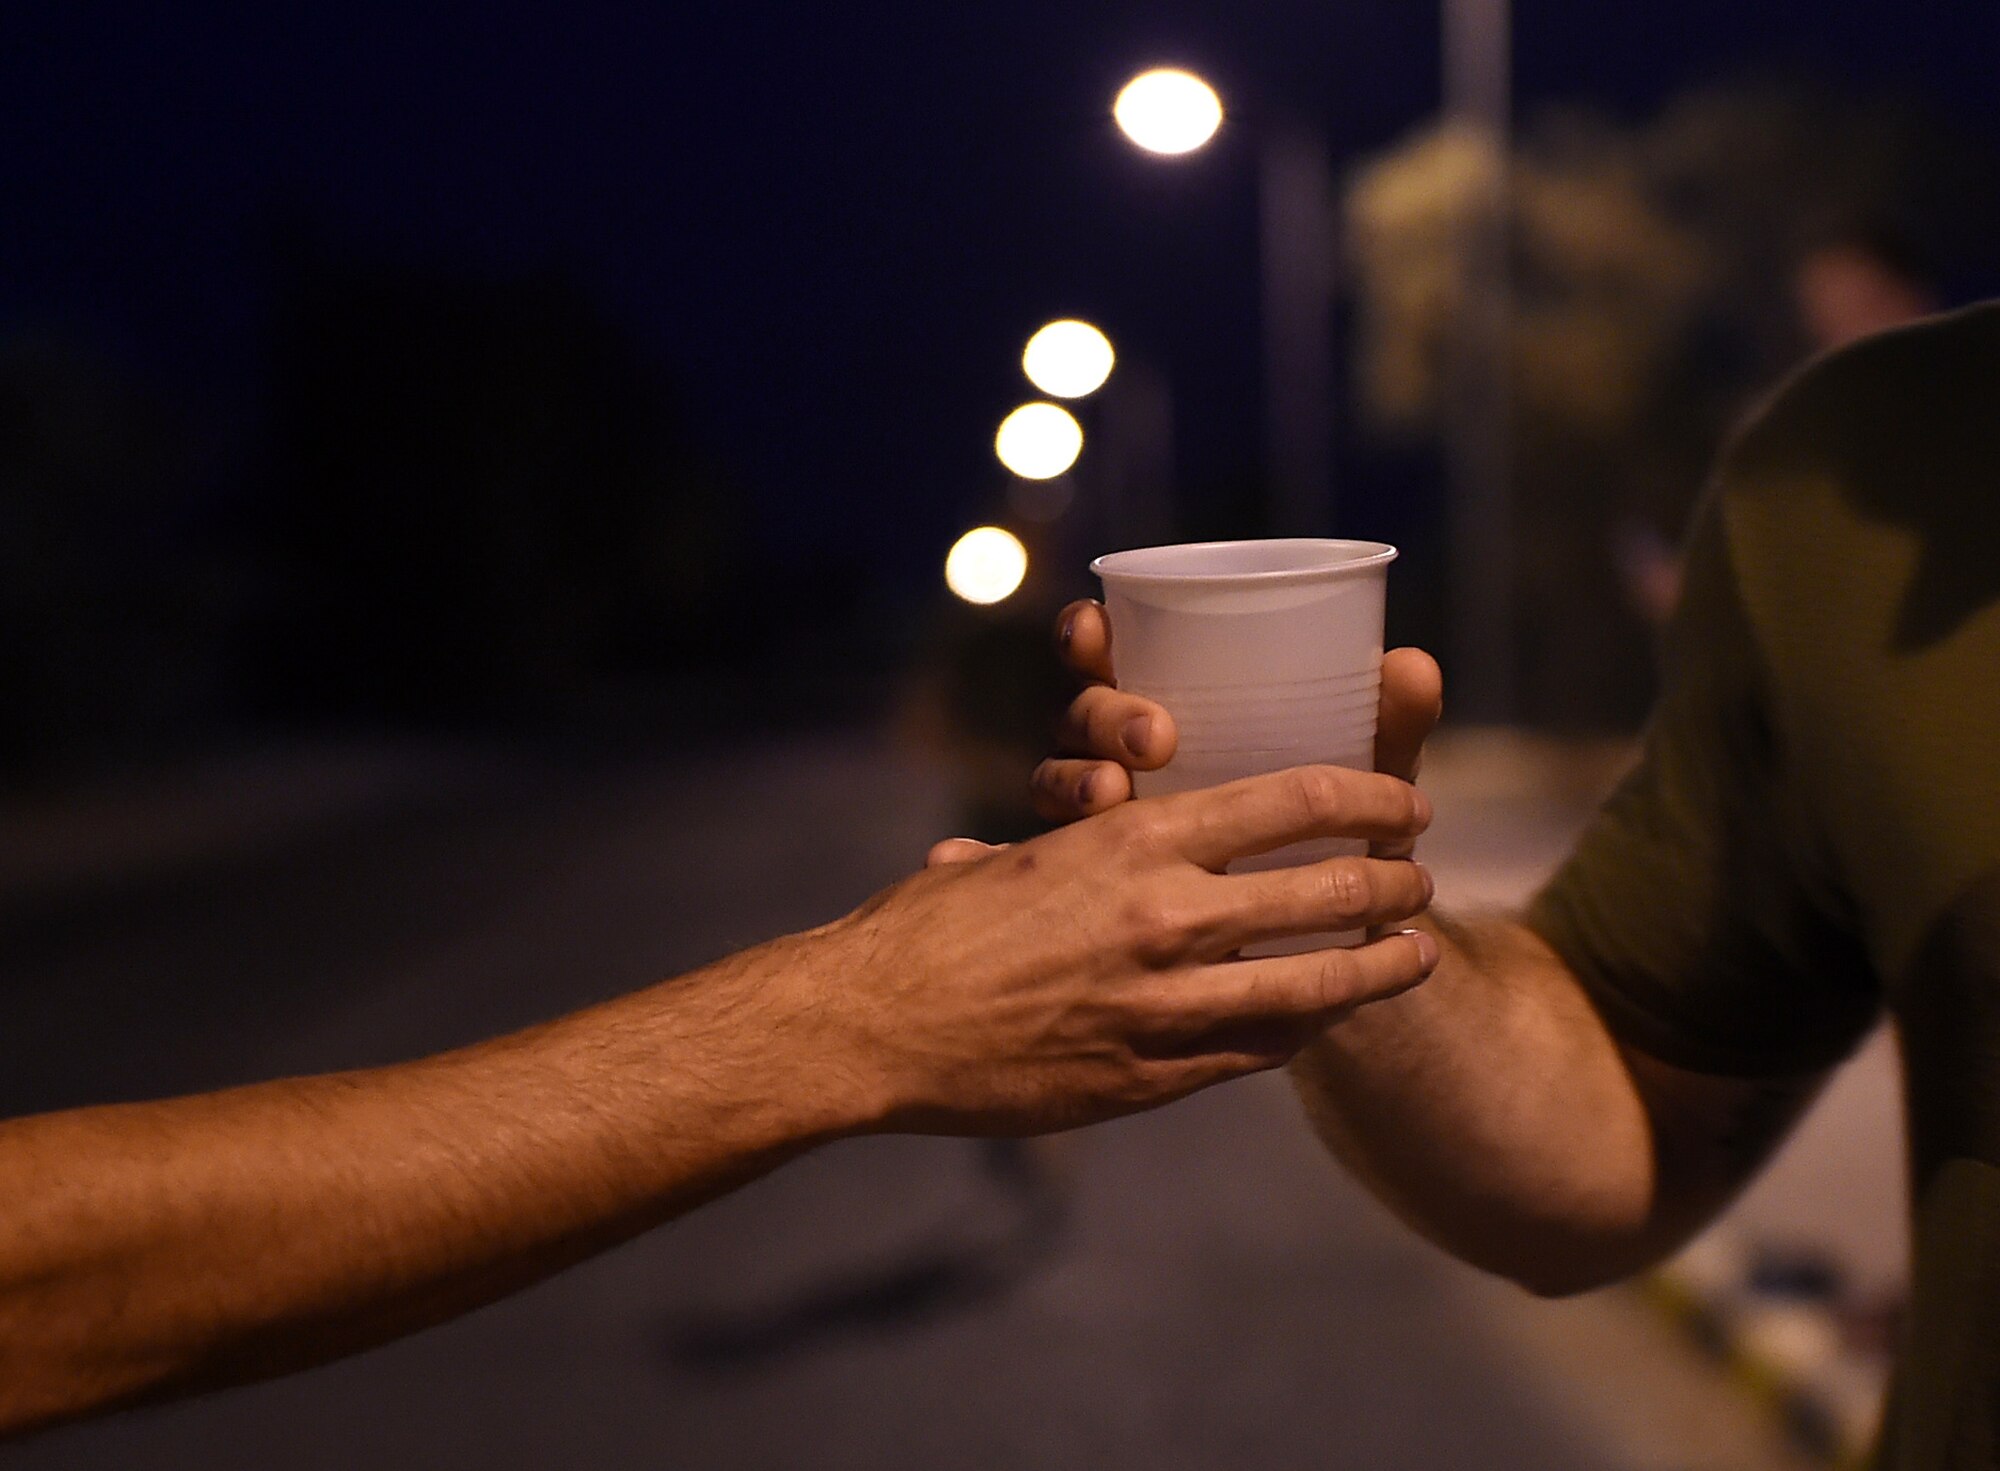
1091 538 1397 953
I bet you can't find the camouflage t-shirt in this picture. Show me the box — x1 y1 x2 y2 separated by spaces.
1528 302 2000 1468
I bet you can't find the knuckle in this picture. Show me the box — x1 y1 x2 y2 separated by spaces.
1107 799 1172 853
1121 891 1195 962
1316 861 1372 921
1121 987 1180 1035
1312 949 1361 1012
1117 1060 1169 1107
1029 769 1074 824
1288 765 1344 828
1033 760 1087 808
1031 788 1075 826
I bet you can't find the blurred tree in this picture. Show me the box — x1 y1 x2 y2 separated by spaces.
1344 81 1999 729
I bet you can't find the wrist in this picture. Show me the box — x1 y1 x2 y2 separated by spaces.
647 920 899 1147
770 915 904 1137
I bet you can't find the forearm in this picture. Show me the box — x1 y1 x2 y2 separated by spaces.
0 756 1448 1434
0 929 874 1436
1288 911 1686 1295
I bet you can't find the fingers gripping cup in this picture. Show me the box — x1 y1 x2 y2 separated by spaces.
1091 539 1397 955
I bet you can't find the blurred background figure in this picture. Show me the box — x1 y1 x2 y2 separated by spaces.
1616 222 1944 631
1791 229 1938 357
1615 221 1941 630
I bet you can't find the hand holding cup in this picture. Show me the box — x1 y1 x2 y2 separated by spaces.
1042 541 1406 951
1034 605 1442 842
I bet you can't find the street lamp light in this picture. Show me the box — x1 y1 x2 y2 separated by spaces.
1022 319 1116 399
945 525 1030 605
1112 21 1516 716
1112 69 1223 156
994 401 1084 480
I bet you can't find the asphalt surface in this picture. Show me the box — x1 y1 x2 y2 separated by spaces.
1 725 1822 1470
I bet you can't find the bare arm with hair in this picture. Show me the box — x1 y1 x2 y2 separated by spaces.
1 758 1437 1436
1286 907 1825 1294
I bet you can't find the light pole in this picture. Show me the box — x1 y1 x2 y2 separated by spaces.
1115 68 1336 538
1442 0 1515 722
1257 121 1336 538
1116 34 1516 716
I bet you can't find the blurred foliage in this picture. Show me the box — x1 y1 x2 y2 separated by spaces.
1350 81 1996 451
1350 119 1709 446
1344 80 2000 727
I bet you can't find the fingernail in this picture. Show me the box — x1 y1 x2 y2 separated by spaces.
1416 863 1435 902
1411 929 1440 971
1059 611 1077 649
1077 768 1098 808
1122 714 1153 756
1412 788 1433 828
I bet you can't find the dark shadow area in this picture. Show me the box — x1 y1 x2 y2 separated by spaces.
247 239 755 722
0 341 218 780
668 1140 1071 1372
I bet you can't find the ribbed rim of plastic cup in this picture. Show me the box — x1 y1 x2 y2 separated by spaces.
1091 538 1396 586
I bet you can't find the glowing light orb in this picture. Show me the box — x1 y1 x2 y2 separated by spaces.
1114 69 1223 156
1023 319 1115 399
994 401 1083 480
945 526 1029 605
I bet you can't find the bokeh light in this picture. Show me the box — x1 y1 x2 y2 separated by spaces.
1022 319 1115 399
994 402 1083 479
1113 69 1223 156
945 526 1029 605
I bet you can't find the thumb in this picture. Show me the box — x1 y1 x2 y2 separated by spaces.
1373 648 1441 861
1376 647 1442 783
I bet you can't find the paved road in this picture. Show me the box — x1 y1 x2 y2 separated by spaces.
2 726 1815 1469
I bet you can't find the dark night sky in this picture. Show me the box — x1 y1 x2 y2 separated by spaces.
5 1 1996 601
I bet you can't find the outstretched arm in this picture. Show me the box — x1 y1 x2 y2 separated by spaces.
0 942 857 1433
2 757 1437 1435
